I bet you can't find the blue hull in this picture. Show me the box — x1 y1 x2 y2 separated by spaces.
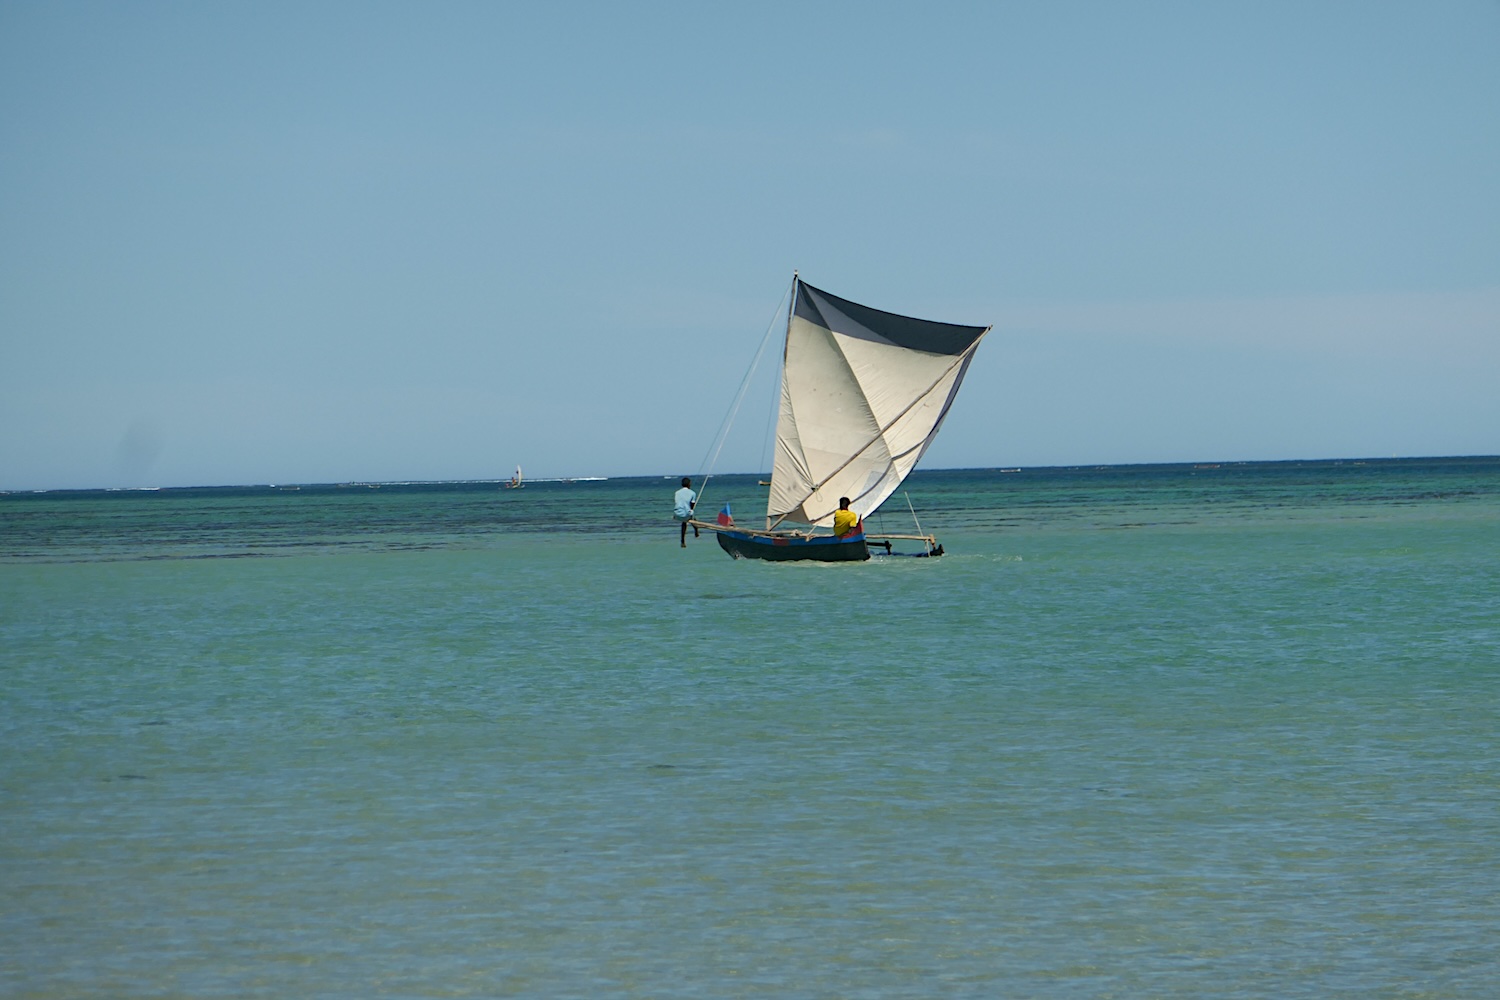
715 530 870 562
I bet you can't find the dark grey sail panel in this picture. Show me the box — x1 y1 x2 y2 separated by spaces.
796 280 987 356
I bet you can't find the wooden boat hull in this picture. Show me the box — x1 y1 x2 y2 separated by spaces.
715 529 870 562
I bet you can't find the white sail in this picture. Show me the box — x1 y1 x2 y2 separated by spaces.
766 279 989 528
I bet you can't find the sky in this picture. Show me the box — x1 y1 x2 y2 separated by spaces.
2 1 1497 490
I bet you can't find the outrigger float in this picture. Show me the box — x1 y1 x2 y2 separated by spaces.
687 275 989 562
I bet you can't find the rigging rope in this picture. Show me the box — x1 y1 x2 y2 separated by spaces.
692 275 794 511
904 491 925 537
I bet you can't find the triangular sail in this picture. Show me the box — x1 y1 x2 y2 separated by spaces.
767 279 989 527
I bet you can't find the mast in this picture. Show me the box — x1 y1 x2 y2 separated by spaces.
767 272 799 530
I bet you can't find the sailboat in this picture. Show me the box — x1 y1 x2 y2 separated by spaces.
504 465 523 489
690 276 990 561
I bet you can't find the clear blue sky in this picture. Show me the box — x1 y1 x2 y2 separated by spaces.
3 1 1496 490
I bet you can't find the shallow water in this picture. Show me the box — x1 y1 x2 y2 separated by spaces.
3 459 1498 997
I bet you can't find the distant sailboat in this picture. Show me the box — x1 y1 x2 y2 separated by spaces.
504 465 523 489
690 276 990 561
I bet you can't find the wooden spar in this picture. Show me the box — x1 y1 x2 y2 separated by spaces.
685 519 813 539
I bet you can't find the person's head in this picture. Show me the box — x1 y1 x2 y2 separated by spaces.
838 497 850 510
681 477 692 488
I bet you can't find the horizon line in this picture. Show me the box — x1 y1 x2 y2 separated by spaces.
4 453 1497 496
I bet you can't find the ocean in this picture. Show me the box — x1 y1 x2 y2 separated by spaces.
3 458 1497 998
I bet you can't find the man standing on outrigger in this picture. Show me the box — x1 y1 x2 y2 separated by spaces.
673 477 699 547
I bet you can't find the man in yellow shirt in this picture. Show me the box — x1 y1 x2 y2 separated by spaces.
832 497 861 538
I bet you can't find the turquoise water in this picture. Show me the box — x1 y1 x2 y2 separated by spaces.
3 459 1498 997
